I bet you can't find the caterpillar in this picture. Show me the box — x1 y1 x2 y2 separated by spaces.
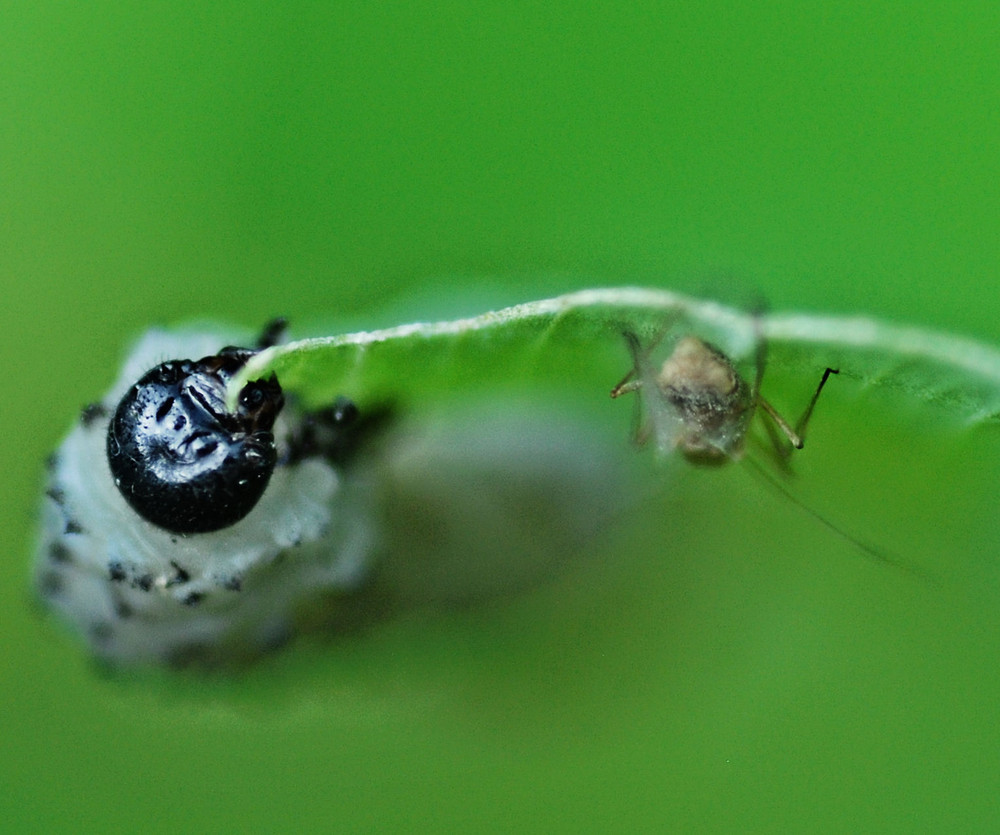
35 321 378 667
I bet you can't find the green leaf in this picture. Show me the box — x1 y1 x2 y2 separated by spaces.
228 287 1000 424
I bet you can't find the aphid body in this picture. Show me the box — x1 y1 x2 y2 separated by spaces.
646 335 753 460
612 332 836 463
36 325 376 666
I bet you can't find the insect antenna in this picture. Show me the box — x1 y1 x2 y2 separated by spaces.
793 367 840 443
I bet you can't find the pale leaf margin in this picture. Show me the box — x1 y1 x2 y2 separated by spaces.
227 287 1000 425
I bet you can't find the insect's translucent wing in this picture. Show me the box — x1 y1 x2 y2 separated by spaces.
634 350 687 455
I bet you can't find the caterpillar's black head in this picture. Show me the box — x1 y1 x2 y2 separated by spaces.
107 348 284 534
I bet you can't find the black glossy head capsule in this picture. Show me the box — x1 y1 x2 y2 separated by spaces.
107 349 284 534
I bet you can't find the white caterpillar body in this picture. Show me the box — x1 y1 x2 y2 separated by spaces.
36 327 375 666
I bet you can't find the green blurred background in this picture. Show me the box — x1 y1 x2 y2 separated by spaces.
5 3 1000 831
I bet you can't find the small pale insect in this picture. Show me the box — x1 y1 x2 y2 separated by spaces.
610 331 837 462
607 329 905 565
36 321 380 667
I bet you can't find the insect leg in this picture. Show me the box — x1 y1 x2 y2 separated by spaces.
610 330 661 446
748 313 805 458
752 319 767 402
610 331 645 398
255 317 289 350
758 396 804 450
758 365 840 455
285 397 395 466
